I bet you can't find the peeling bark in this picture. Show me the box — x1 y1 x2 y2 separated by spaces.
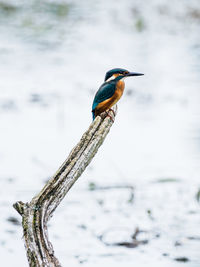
13 106 117 267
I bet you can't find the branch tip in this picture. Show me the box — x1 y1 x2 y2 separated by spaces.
13 201 26 216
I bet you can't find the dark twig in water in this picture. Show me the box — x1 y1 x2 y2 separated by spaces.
98 227 149 248
88 183 134 191
174 257 189 262
88 183 134 204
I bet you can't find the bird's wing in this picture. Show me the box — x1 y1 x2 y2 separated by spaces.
92 82 116 111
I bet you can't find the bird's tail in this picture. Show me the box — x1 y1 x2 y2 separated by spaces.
92 110 95 120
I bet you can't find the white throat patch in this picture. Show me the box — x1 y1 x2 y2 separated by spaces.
106 74 126 82
106 75 116 82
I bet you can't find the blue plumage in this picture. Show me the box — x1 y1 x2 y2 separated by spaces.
104 68 128 82
92 81 116 120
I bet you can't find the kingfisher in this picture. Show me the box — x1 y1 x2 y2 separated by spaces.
92 68 144 120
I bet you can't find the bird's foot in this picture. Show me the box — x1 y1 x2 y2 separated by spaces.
109 108 116 117
99 108 116 122
105 109 115 122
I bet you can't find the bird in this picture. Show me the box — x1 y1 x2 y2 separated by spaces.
92 68 144 120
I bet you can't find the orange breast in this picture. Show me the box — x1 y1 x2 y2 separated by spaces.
95 80 125 117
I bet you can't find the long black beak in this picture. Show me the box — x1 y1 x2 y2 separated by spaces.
126 72 144 77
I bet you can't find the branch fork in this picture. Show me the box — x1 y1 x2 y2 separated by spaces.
13 106 117 267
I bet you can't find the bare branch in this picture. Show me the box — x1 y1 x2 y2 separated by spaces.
13 106 117 267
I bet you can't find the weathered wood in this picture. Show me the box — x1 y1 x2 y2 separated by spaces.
13 106 117 267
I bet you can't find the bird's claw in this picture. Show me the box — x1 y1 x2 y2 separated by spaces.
106 109 115 122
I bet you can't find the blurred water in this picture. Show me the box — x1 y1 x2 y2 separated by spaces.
0 0 200 266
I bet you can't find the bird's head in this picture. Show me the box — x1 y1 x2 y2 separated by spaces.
104 68 144 82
